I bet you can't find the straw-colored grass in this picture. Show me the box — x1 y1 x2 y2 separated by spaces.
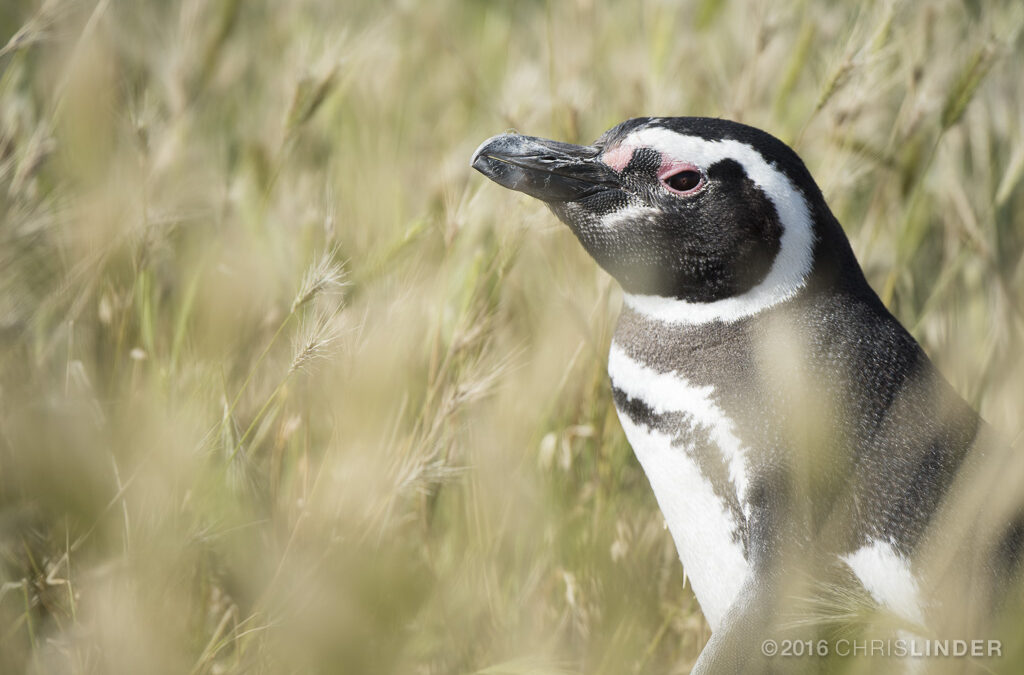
1 1 1022 673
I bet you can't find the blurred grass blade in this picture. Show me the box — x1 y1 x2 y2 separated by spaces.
285 65 340 135
995 141 1024 208
940 43 997 131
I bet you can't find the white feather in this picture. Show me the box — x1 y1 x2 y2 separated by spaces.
841 540 925 626
598 204 658 229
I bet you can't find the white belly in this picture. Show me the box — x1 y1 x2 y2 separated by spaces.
608 343 749 630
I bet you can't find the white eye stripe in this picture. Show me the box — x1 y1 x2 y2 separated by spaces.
618 127 816 325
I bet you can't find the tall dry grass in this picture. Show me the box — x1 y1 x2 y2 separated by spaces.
0 0 1022 673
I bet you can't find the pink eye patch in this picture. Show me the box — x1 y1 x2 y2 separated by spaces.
601 144 635 172
602 146 700 178
601 146 704 195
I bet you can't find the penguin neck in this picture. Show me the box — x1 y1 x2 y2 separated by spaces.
621 282 804 327
618 273 811 338
610 285 822 401
612 301 761 370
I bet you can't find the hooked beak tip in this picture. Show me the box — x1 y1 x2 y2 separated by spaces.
470 133 522 170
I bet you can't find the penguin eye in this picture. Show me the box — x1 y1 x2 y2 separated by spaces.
662 170 703 195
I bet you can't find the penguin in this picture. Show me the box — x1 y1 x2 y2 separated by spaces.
471 117 1023 673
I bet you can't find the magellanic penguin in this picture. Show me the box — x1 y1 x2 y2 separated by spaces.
472 117 1024 673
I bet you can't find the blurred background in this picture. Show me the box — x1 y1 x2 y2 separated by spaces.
1 0 1023 672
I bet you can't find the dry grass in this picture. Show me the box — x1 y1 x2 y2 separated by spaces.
1 0 1023 673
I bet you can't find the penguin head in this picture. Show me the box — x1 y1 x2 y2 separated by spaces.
472 117 841 308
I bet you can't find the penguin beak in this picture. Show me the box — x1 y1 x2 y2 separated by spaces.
471 133 621 202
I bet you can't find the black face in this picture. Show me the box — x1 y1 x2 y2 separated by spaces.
471 117 818 302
